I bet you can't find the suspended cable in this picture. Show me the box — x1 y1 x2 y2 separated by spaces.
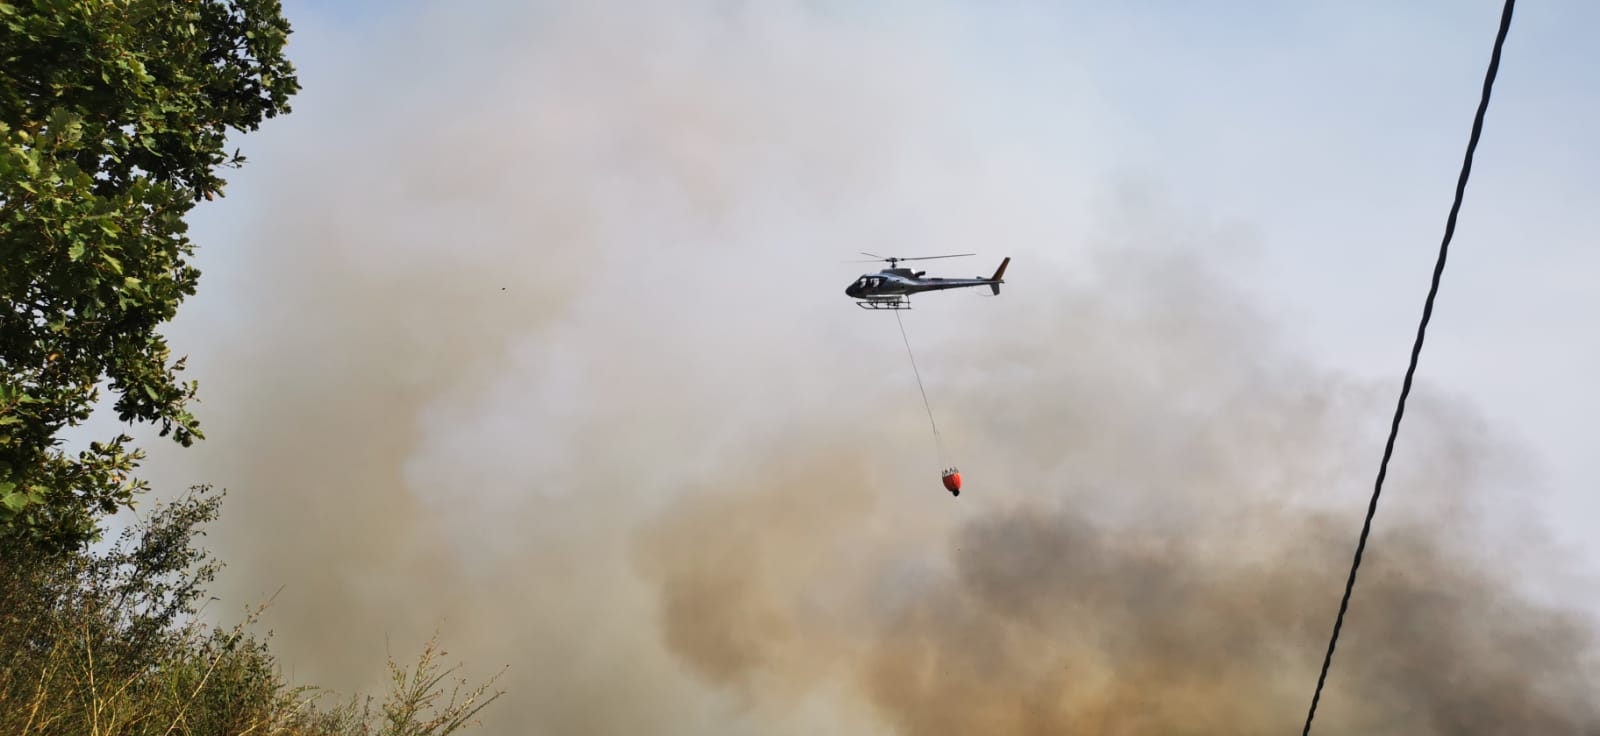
894 309 946 467
1300 2 1515 733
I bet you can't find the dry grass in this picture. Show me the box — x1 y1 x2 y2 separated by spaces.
0 486 505 736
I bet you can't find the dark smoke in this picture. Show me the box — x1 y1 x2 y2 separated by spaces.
630 215 1600 733
865 507 1597 734
634 393 1600 733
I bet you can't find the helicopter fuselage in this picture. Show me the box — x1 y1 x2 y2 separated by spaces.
845 268 995 298
845 256 1009 310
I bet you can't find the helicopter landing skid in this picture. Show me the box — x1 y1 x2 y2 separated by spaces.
855 298 910 310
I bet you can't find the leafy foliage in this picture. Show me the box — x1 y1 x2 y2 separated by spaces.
0 6 508 733
0 0 300 551
0 486 507 735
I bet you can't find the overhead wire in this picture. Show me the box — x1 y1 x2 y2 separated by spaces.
1299 1 1516 733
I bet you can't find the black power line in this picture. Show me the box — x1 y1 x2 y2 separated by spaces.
1299 1 1516 734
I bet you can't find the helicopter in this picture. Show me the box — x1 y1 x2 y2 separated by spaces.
844 253 1010 310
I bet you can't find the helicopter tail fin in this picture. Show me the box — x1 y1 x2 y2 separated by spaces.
988 257 1010 295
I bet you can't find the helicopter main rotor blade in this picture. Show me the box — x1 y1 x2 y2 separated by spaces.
893 253 977 261
889 254 972 262
855 252 976 262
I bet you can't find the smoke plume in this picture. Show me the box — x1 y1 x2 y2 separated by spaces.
127 1 1599 733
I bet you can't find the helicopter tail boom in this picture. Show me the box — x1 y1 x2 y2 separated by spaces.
988 257 1010 295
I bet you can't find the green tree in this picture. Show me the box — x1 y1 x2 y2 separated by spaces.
0 0 299 551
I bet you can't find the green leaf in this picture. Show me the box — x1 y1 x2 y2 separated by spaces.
3 491 29 512
0 0 300 553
